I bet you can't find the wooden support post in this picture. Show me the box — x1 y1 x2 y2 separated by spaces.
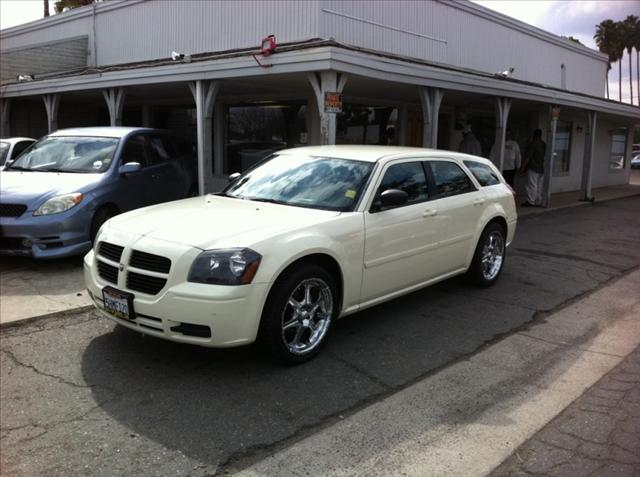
189 80 220 195
307 71 348 145
43 94 60 133
102 88 126 126
419 87 444 148
579 111 597 202
542 106 559 208
493 97 512 172
0 99 10 138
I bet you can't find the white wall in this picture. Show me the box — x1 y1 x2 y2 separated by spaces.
1 0 607 96
319 0 608 96
591 121 632 189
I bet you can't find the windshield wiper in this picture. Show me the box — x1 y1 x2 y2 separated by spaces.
247 197 289 205
37 167 82 173
5 166 34 171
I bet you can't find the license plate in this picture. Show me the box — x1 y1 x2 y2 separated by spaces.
102 286 135 321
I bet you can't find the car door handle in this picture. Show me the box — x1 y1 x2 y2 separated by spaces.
151 173 161 180
473 198 485 206
422 209 438 217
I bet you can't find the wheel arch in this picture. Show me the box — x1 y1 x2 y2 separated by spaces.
263 252 345 316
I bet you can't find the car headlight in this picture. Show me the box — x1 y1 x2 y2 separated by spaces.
33 193 83 216
188 248 262 285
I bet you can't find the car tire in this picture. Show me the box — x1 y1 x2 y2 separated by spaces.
468 222 506 287
259 264 338 364
90 207 115 244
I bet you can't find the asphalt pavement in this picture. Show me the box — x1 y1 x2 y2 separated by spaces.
1 195 639 476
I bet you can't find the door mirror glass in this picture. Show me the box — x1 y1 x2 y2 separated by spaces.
380 188 409 208
119 162 142 175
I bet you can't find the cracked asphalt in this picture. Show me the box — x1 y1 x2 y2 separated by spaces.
1 195 639 476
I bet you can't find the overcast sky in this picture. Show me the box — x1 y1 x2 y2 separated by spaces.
1 0 638 102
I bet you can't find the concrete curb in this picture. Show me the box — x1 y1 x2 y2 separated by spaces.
0 305 95 330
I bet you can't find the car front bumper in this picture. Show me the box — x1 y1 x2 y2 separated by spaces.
0 207 92 259
84 249 272 348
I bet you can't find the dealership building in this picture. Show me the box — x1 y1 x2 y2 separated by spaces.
0 0 638 201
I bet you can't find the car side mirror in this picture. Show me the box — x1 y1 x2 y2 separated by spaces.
380 189 409 208
228 172 241 182
119 162 142 175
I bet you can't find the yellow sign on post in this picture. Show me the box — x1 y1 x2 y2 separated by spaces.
324 92 343 113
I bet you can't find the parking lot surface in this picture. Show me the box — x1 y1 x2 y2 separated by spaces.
1 195 640 476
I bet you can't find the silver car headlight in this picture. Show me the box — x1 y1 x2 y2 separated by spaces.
188 248 262 285
33 192 84 216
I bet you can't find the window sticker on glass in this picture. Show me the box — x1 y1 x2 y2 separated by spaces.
93 160 103 169
345 189 356 199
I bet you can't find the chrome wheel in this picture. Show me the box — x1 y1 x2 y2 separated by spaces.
481 231 504 281
281 278 333 355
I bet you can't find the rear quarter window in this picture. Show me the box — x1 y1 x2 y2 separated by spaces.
463 160 501 187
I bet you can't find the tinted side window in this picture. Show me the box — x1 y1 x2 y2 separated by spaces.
164 136 193 159
463 160 500 186
148 136 171 165
121 136 149 167
378 162 429 205
429 161 474 197
11 141 34 159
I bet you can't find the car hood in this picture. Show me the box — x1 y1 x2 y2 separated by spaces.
0 170 103 207
106 195 341 249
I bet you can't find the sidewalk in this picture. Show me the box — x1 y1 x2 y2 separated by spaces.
236 268 640 477
516 181 640 217
1 180 639 326
492 346 640 476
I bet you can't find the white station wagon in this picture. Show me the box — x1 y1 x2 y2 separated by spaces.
85 146 517 363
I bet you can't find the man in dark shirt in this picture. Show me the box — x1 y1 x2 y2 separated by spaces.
520 129 546 206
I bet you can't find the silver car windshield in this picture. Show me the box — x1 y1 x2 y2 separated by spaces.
9 136 119 173
222 154 374 212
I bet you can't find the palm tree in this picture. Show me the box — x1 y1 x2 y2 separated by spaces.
622 15 639 105
631 16 640 105
594 20 618 99
614 23 625 102
54 0 94 14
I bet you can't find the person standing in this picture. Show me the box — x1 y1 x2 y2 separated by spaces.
520 128 546 207
458 125 483 156
491 129 521 187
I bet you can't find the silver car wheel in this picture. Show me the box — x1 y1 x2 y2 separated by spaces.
281 278 333 356
481 231 504 281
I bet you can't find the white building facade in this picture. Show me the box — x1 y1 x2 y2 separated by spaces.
1 0 638 201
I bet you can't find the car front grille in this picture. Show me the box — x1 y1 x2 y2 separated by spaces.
126 271 167 295
129 250 171 273
94 242 171 296
98 241 124 262
97 260 118 285
0 204 28 217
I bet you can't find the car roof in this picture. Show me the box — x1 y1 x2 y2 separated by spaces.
48 127 159 138
275 145 495 165
0 137 36 144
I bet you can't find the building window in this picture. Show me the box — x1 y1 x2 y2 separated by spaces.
552 120 572 176
226 102 307 174
609 129 627 170
337 104 398 145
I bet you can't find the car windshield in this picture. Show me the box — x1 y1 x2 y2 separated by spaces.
222 154 375 212
9 136 119 173
0 142 9 165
